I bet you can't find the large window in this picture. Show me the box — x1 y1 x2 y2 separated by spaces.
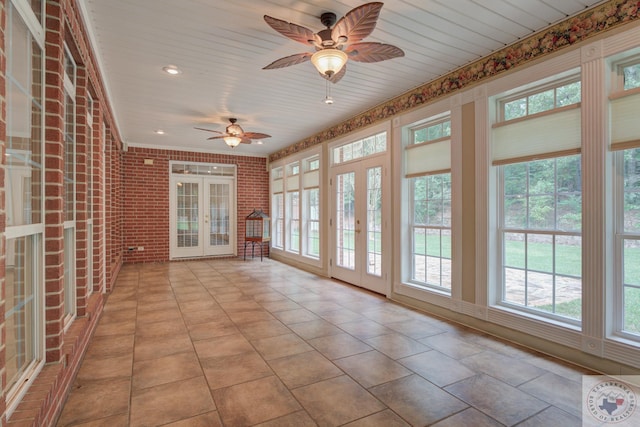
271 167 284 249
63 44 77 325
303 157 320 258
271 151 322 263
611 57 640 340
5 0 45 414
407 118 452 291
494 76 582 324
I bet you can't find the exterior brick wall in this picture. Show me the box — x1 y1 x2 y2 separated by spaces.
122 147 269 263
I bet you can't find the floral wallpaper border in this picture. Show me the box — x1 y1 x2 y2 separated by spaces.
269 0 640 162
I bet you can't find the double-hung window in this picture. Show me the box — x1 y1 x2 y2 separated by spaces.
406 117 452 291
610 57 640 340
303 157 320 258
286 162 300 253
493 77 583 324
5 0 45 415
271 167 284 250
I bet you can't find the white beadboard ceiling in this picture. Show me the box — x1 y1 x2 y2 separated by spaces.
78 0 604 157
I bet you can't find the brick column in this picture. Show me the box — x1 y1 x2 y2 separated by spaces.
0 0 8 422
44 1 65 364
92 102 105 294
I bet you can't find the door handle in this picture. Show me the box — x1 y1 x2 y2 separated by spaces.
355 229 361 233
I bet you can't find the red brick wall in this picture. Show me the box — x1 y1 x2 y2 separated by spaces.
122 147 269 263
0 0 7 424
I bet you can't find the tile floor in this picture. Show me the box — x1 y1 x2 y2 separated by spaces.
56 258 594 426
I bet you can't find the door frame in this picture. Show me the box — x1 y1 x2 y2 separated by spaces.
328 123 391 296
169 162 237 260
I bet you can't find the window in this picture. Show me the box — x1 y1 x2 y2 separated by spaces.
271 167 284 249
63 44 77 325
611 56 640 340
493 76 582 324
333 132 386 164
406 117 452 291
5 0 45 414
501 79 581 121
303 156 320 258
270 151 322 263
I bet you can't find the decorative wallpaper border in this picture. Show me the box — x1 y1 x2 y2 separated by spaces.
269 0 640 162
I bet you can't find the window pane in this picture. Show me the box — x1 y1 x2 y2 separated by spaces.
556 235 582 277
5 235 41 391
527 233 553 273
528 89 554 114
556 81 581 106
504 233 525 268
623 286 640 334
624 239 640 287
504 98 526 120
623 63 640 90
624 148 640 233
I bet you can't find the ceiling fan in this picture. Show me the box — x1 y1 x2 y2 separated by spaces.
263 2 404 84
195 118 271 148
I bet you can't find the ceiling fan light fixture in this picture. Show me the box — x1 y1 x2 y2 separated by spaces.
311 49 347 77
223 135 242 148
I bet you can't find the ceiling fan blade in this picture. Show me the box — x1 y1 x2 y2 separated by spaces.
264 15 320 46
240 137 252 144
320 63 347 84
194 127 222 134
243 132 271 139
331 2 383 45
263 52 313 70
346 42 404 63
206 135 225 140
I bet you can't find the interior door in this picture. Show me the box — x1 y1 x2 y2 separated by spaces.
170 176 235 258
331 156 387 294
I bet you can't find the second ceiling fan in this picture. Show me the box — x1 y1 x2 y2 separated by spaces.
263 2 404 83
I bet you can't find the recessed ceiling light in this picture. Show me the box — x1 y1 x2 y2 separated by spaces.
155 129 165 135
162 65 181 75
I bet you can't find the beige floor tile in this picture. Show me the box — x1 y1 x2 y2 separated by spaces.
288 319 344 340
297 300 344 314
162 411 223 427
518 372 583 417
420 333 485 359
461 350 547 386
132 351 203 390
292 375 385 427
364 333 430 359
57 378 131 426
94 319 136 337
399 350 476 387
63 413 130 426
259 299 303 312
431 407 503 427
76 353 133 383
444 374 549 425
193 333 255 359
213 376 301 426
342 409 411 427
188 319 239 341
371 374 468 426
136 299 179 313
135 318 188 338
251 333 313 360
202 352 273 390
182 308 229 326
273 308 320 324
134 333 193 361
253 410 317 427
337 320 395 340
84 334 134 360
308 333 373 360
334 350 412 388
385 318 446 339
319 309 366 325
237 319 291 340
268 350 343 389
130 376 215 427
227 310 276 325
516 406 582 427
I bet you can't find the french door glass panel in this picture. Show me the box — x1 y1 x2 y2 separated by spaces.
336 172 356 270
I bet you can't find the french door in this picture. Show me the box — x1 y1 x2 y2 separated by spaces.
330 155 389 294
170 175 236 258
